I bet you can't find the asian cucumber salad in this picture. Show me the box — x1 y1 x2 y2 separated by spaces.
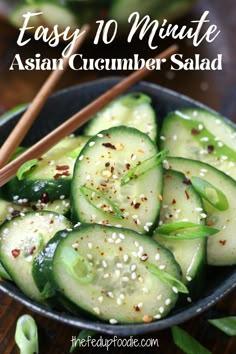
0 92 235 325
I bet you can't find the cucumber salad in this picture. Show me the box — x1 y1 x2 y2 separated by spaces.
0 92 235 325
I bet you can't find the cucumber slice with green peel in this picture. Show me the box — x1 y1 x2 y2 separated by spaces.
72 126 163 233
0 197 31 225
166 157 236 266
38 223 182 323
153 169 206 294
160 108 236 179
4 136 88 201
84 93 158 141
10 2 78 32
0 260 12 280
0 211 72 301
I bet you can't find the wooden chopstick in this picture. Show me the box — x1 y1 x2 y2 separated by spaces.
0 24 90 168
0 44 178 187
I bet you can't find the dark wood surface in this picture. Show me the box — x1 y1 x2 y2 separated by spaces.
0 0 235 353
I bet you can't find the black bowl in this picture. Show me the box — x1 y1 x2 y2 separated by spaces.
0 77 235 336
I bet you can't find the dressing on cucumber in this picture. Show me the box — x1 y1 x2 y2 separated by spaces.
166 157 236 266
72 126 163 233
4 136 88 201
34 223 182 324
153 169 206 296
0 211 72 300
160 108 236 180
84 93 158 141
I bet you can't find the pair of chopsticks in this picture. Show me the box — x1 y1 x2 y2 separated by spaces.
0 33 178 187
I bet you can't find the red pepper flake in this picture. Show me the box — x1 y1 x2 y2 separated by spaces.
49 220 54 224
102 143 116 150
53 171 70 179
40 192 49 204
191 128 200 135
185 190 190 200
11 249 20 258
172 199 176 204
105 162 110 167
134 305 141 312
207 145 215 153
11 210 21 217
165 174 172 179
38 157 43 161
134 203 141 209
206 220 214 226
183 178 192 185
126 163 131 170
141 253 148 261
219 240 227 245
56 165 69 171
29 246 36 255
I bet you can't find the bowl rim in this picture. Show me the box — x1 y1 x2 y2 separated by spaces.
0 77 236 336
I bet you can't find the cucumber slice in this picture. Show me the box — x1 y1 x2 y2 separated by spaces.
72 126 163 233
40 223 181 323
0 260 12 280
0 211 72 300
153 170 206 296
4 136 88 201
166 157 236 266
84 93 158 141
160 109 236 180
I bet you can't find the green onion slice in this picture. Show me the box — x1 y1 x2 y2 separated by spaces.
16 159 38 180
171 326 211 354
121 149 169 186
156 222 219 240
15 314 39 354
146 262 188 294
80 185 123 219
208 316 236 336
191 177 228 211
61 246 95 284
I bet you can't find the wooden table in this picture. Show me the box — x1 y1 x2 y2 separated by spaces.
0 0 235 353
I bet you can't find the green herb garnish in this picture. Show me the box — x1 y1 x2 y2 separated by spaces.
171 326 211 354
208 316 236 336
15 314 39 354
156 222 219 240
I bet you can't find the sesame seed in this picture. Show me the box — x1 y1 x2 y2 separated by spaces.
200 213 207 218
109 319 118 324
131 272 137 280
120 294 125 300
160 136 166 141
87 254 93 260
104 273 110 279
172 286 178 294
107 291 114 298
186 275 192 282
115 269 121 277
88 242 93 249
134 240 139 248
97 133 103 138
187 297 192 303
123 254 129 263
116 263 123 268
130 264 137 272
98 296 104 303
119 233 125 239
93 307 100 315
154 314 161 319
159 306 165 314
131 154 137 161
159 265 166 270
89 141 95 147
102 260 108 268
121 276 129 282
142 315 152 323
163 160 169 169
142 287 148 293
155 253 160 261
144 225 150 232
165 298 171 305
108 238 114 243
79 155 84 161
117 298 122 305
